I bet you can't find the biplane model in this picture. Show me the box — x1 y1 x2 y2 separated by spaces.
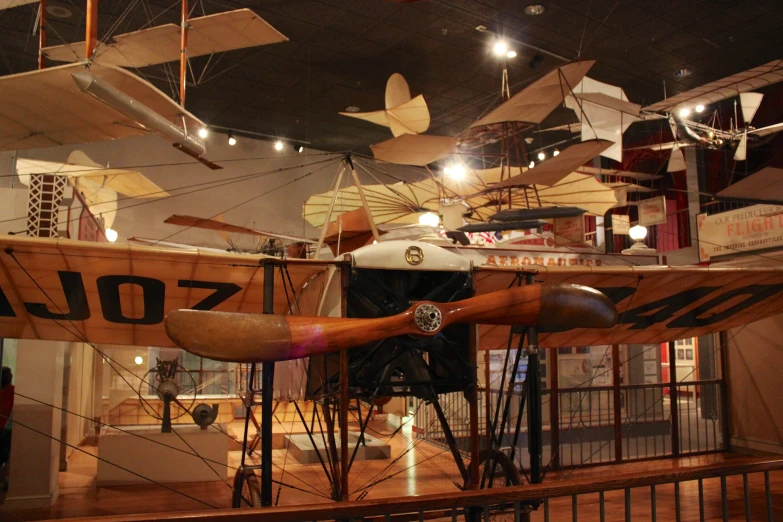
1 234 782 513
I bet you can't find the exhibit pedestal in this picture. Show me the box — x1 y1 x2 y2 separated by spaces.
97 424 228 486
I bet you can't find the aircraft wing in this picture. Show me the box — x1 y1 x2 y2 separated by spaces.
643 59 783 113
0 236 334 347
0 0 36 9
474 265 783 350
164 215 317 244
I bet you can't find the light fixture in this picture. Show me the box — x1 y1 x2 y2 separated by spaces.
198 127 208 139
493 41 508 56
529 160 535 168
629 225 647 241
296 145 304 153
274 140 283 151
506 50 517 59
418 212 440 227
105 228 118 243
46 5 73 18
524 4 546 15
134 356 144 365
622 224 656 255
537 151 546 160
227 132 237 146
678 107 691 118
553 149 560 156
673 68 692 78
695 104 705 113
344 106 361 113
444 164 466 180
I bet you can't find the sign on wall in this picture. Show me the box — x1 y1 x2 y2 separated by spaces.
612 214 630 235
697 204 783 262
553 215 585 247
639 196 667 226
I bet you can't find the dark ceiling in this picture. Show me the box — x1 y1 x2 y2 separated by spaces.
0 0 782 153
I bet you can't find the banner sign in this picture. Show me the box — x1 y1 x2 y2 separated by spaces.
697 204 783 262
553 215 585 247
612 214 630 235
639 196 667 226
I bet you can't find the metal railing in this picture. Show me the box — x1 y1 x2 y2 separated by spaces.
61 457 783 521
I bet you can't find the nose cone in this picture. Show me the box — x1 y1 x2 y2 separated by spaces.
539 284 618 331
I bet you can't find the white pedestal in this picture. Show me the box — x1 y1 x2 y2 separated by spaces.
97 424 228 486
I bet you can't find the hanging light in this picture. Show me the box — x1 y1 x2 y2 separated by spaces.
529 160 535 168
198 127 208 139
444 163 466 180
105 228 118 242
227 132 237 146
134 356 144 365
418 212 440 227
296 145 304 153
553 149 560 156
695 104 705 113
493 41 508 56
537 151 546 160
506 50 517 58
678 107 691 118
274 140 284 151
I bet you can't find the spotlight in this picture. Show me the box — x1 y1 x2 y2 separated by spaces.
418 212 440 227
105 228 118 243
444 164 466 180
553 149 560 156
524 4 546 15
296 145 304 153
678 108 691 118
529 160 535 168
198 127 208 139
134 356 143 365
506 50 517 58
493 41 508 56
695 104 705 113
227 132 237 146
537 151 546 160
274 140 283 151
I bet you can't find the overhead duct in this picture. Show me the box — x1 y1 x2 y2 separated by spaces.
72 71 206 157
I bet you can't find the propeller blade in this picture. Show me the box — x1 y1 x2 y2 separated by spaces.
165 284 617 363
734 131 747 162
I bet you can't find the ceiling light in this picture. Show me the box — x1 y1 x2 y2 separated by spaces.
274 140 284 151
134 356 144 365
537 151 546 160
198 127 208 139
529 161 535 168
418 212 440 227
227 133 237 146
506 50 517 59
695 104 705 113
46 5 72 18
493 41 508 56
344 106 361 113
679 108 691 118
673 68 692 78
444 164 466 180
525 137 534 144
524 4 546 15
296 145 304 153
553 149 560 156
105 228 118 243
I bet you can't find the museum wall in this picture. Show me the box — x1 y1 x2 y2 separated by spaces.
726 315 783 454
0 134 421 249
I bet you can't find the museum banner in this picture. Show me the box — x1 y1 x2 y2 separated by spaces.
697 204 783 262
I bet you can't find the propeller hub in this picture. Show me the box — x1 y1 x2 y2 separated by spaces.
414 304 442 333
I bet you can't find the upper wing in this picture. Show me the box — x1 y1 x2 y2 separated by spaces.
0 236 334 347
717 166 783 203
475 265 783 349
164 215 317 244
643 60 783 113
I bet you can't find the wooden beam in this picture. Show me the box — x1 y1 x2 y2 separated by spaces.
85 0 98 59
38 0 46 69
179 0 188 106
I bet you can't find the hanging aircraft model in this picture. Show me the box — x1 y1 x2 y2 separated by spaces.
629 59 783 169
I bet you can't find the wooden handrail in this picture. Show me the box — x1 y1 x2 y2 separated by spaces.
49 457 783 522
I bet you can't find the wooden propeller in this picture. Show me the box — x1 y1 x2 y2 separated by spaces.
164 284 617 363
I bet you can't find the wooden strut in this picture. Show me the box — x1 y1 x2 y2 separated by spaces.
339 264 349 501
314 161 346 259
261 263 276 506
85 0 98 59
346 155 380 242
179 0 188 107
38 0 46 69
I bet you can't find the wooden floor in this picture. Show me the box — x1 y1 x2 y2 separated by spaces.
0 412 780 521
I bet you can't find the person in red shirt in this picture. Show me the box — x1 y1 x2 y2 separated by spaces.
0 366 13 491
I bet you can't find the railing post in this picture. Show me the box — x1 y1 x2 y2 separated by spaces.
549 347 560 469
468 324 480 489
668 341 680 457
612 344 622 463
719 331 731 451
261 263 276 506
